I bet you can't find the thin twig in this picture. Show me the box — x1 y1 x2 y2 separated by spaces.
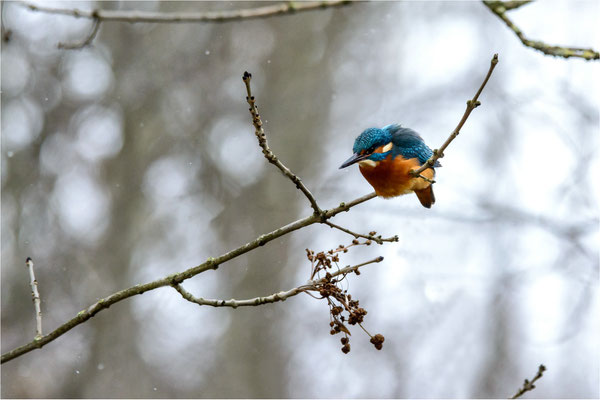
173 256 384 308
511 364 546 399
21 1 350 23
25 257 43 340
307 241 376 280
243 71 322 214
1 192 376 364
414 173 436 184
483 1 599 60
58 15 100 49
411 53 499 176
21 0 350 48
311 222 381 281
324 221 398 245
357 321 373 338
173 284 311 308
334 256 384 277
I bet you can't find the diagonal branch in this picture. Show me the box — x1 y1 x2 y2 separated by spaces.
511 364 546 399
411 53 499 176
243 71 322 214
483 1 599 60
21 1 350 23
1 192 376 364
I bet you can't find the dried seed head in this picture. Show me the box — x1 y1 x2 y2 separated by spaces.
341 343 350 354
370 333 385 350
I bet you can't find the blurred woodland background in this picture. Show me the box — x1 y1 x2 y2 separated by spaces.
1 1 599 398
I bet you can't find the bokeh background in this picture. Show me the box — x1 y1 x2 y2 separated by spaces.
2 1 598 398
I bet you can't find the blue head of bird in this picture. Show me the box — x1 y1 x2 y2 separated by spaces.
339 127 392 169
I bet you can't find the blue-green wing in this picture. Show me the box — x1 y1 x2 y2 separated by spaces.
383 124 441 167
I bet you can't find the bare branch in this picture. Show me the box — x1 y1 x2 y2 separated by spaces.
338 256 385 275
25 257 43 340
411 53 499 176
243 71 322 214
58 15 100 50
511 364 547 399
173 283 311 308
324 221 398 245
20 1 350 48
21 1 350 23
1 191 376 364
172 256 384 309
483 1 599 60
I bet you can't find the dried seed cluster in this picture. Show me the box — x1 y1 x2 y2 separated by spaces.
306 239 385 354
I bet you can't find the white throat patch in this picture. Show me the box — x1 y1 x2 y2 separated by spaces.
358 159 377 168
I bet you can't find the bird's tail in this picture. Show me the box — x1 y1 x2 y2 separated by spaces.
414 186 435 208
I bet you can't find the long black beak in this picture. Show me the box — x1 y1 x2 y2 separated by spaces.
339 152 369 169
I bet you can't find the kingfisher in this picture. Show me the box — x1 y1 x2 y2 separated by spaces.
339 124 440 208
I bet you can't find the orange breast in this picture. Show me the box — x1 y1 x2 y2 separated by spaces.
359 155 434 198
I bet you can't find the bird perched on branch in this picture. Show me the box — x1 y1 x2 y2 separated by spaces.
339 124 440 208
